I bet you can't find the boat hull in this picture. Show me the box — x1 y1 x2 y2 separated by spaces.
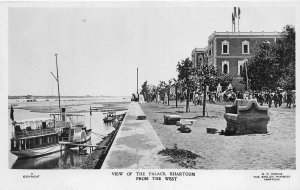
10 143 66 159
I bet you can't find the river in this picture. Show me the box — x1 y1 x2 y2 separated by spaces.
8 97 130 169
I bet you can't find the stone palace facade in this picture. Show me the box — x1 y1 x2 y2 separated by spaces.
192 31 281 78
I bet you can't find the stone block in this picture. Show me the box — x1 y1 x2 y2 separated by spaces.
163 115 181 125
137 115 146 120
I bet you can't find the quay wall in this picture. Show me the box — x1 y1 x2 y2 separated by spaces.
101 102 177 169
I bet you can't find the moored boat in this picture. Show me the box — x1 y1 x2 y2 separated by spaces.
103 112 116 123
52 110 92 147
10 117 64 158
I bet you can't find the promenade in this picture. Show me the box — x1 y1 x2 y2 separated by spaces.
101 102 177 169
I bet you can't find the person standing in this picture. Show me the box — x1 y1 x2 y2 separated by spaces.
199 92 203 105
277 91 283 107
286 91 292 108
265 91 272 108
273 92 278 108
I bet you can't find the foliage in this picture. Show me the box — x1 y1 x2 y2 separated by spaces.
177 58 194 112
241 42 279 90
158 144 203 169
177 58 195 90
275 25 295 90
211 71 234 91
158 144 203 160
157 80 167 101
140 81 150 101
241 25 295 90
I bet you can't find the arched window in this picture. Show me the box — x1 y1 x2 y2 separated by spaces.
224 64 228 74
222 60 229 74
238 59 248 76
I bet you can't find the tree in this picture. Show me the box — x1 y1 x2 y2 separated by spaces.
141 81 150 101
177 58 194 112
193 64 218 116
172 78 179 108
241 42 279 90
275 25 295 90
241 25 295 90
213 72 234 91
157 81 167 104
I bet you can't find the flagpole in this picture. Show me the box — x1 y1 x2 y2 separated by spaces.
234 7 236 33
238 7 241 32
234 22 236 33
232 18 233 33
90 106 92 130
238 17 239 32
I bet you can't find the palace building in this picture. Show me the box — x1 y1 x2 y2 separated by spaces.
192 31 281 77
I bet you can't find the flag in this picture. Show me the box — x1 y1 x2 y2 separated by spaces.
10 105 14 121
90 106 92 116
232 13 235 24
238 7 241 19
234 7 237 18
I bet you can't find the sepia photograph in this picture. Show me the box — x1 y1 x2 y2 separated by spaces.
0 1 299 190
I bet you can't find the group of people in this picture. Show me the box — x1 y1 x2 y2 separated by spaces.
246 90 295 108
191 88 296 109
135 88 296 109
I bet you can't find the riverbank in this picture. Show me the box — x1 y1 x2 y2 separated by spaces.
140 101 296 169
81 120 123 169
10 101 129 113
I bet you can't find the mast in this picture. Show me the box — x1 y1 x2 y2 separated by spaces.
51 54 61 116
137 67 139 100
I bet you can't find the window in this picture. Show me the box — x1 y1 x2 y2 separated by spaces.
208 43 213 55
238 59 248 76
224 64 228 74
222 61 229 74
197 57 201 67
221 40 229 54
242 40 250 54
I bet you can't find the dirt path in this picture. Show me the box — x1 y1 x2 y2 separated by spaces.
140 101 295 169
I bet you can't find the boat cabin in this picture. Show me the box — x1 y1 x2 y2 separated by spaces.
10 118 58 151
50 113 87 142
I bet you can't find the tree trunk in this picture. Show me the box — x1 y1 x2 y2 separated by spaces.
186 88 190 112
175 86 178 108
203 85 206 116
168 87 170 106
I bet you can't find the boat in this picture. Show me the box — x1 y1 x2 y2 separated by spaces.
103 112 116 123
51 110 92 147
10 54 92 159
10 117 63 158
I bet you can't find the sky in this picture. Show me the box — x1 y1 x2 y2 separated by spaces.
8 2 295 96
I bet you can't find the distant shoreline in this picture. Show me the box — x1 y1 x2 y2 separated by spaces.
8 95 130 99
